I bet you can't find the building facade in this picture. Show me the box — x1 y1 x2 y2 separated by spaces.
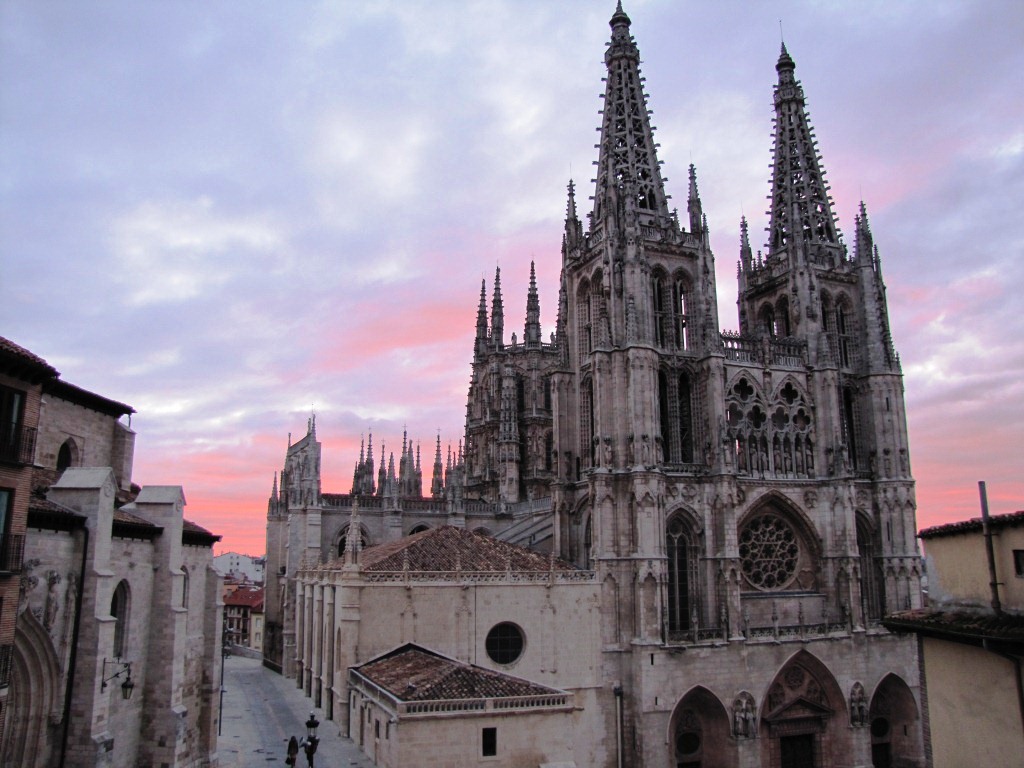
0 338 223 768
0 337 58 748
266 5 926 766
885 507 1024 768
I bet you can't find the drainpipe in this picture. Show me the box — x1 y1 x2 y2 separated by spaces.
978 481 1002 614
613 683 624 768
58 523 88 768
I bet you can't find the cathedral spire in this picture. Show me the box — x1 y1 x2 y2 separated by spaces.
564 180 581 252
591 1 673 235
767 43 840 255
491 266 504 349
431 433 444 498
687 164 703 236
475 278 488 357
524 261 541 347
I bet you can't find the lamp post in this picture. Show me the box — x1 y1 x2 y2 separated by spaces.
100 658 134 700
302 711 320 768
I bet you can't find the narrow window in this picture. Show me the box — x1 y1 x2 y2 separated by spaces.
1013 550 1024 577
111 580 130 658
482 727 497 757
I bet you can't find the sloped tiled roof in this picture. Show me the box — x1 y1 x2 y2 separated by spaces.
44 378 134 417
354 644 561 702
183 518 221 547
919 510 1024 539
358 525 577 573
0 335 59 380
883 609 1024 648
224 587 264 610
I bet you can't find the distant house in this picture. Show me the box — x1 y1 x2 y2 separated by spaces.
885 509 1024 768
214 551 265 584
224 585 264 652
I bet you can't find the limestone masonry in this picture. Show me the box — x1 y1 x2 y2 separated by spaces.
265 4 925 767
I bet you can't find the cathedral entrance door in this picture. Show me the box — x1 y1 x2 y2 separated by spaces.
779 733 816 768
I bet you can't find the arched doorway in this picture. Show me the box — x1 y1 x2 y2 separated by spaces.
1 611 62 768
868 674 922 768
668 686 736 768
759 651 850 768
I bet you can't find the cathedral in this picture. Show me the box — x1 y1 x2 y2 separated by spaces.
264 5 925 767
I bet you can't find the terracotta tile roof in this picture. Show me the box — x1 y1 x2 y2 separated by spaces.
354 644 561 702
114 508 158 527
224 587 264 610
358 525 578 573
883 608 1024 647
919 510 1024 539
183 518 221 547
44 378 135 417
0 335 59 379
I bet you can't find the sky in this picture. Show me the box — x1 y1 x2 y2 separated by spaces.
2 0 1022 556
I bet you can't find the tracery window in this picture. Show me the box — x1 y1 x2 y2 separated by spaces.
739 514 799 591
652 272 691 350
658 370 694 464
576 281 592 358
580 379 594 471
666 515 699 632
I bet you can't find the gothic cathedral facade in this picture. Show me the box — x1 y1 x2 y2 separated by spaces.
266 5 925 766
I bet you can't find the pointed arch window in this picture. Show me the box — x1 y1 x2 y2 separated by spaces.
580 379 594 471
111 580 130 658
576 283 592 358
857 517 885 623
666 516 699 633
659 370 694 464
836 302 853 367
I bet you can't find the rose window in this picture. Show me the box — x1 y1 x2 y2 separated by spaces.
739 515 800 590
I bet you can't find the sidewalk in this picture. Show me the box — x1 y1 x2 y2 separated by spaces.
218 654 376 767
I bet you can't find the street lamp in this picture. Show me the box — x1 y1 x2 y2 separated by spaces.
100 658 135 700
302 711 320 768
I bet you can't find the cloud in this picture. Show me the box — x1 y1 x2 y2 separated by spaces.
109 197 285 306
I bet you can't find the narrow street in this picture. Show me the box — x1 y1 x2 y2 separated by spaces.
218 654 375 767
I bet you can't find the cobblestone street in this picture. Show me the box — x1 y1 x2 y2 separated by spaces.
218 654 375 767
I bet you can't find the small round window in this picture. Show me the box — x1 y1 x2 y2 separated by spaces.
485 622 524 665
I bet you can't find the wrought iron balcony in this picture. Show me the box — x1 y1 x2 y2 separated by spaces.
0 422 36 465
0 533 26 573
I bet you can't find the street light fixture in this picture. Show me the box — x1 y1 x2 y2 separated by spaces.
100 658 135 700
302 711 320 768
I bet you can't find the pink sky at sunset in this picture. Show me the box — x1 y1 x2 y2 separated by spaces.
2 1 1022 556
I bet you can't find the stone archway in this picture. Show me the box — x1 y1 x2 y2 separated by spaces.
668 686 737 768
868 674 922 768
1 611 63 768
759 650 851 768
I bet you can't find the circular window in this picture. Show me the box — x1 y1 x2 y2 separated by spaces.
485 622 524 665
871 717 890 739
739 514 800 590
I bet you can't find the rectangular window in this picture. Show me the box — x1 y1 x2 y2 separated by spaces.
482 727 497 757
0 488 10 534
1013 550 1024 577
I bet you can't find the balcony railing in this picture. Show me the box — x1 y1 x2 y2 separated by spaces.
0 422 36 465
0 533 25 573
0 644 13 688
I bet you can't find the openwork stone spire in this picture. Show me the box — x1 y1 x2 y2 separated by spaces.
767 43 840 255
524 261 541 347
591 2 673 233
490 266 504 349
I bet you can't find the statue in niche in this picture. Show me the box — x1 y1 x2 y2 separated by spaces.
44 570 61 631
850 683 868 726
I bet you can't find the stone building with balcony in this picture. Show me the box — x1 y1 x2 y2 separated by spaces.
0 337 58 748
266 5 926 766
0 337 223 768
